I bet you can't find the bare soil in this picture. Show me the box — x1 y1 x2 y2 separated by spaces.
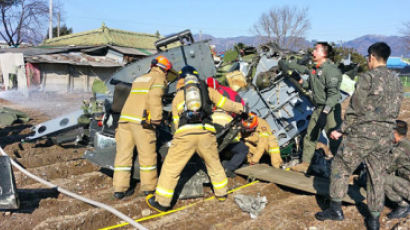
0 92 409 230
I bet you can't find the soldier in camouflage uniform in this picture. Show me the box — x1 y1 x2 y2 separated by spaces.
315 42 403 230
384 120 410 219
278 42 343 171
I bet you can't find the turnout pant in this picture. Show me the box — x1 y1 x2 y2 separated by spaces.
385 174 410 205
329 135 392 213
113 122 158 192
268 135 282 168
302 104 342 163
155 130 228 207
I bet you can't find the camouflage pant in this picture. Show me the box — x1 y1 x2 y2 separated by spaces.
329 135 392 212
385 174 410 204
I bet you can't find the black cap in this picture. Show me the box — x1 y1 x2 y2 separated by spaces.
395 120 408 136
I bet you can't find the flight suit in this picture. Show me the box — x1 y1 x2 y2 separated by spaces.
281 59 343 163
113 67 166 193
243 118 282 168
385 138 410 205
155 87 243 207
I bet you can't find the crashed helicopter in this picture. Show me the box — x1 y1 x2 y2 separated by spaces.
22 29 355 199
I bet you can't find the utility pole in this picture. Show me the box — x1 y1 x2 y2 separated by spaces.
49 0 53 39
57 12 60 37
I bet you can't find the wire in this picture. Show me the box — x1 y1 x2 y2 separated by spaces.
0 146 147 230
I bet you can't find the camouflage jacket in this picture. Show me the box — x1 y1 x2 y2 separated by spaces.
341 66 403 138
283 59 342 109
388 138 410 181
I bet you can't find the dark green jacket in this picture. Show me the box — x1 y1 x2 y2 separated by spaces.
283 60 342 109
388 138 410 181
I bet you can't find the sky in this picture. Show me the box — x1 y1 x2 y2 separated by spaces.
62 0 410 42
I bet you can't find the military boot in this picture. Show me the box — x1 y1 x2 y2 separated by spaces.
315 201 344 221
387 202 410 219
365 215 380 230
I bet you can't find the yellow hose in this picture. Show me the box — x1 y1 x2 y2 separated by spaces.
100 180 260 230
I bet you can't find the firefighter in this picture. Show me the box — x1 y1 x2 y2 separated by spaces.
112 56 172 199
241 112 282 168
146 65 246 212
207 77 248 177
207 77 244 106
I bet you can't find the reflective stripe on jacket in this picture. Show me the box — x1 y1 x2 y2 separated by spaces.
119 67 167 124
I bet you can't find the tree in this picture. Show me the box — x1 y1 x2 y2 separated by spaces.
45 24 72 39
0 0 57 46
253 5 310 50
333 46 368 76
155 30 160 38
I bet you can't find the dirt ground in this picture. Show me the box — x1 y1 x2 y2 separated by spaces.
0 91 409 230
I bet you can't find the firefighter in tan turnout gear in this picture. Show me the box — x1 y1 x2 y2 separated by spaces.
146 65 246 212
242 113 282 168
112 56 172 199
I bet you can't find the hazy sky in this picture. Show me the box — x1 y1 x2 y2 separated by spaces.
63 0 410 42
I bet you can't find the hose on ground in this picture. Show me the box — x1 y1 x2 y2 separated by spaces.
0 146 147 230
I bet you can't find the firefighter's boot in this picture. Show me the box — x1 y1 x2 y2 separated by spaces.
146 194 169 212
113 187 134 200
216 194 228 202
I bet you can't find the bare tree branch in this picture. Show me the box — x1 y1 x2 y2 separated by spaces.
253 5 310 50
0 0 60 46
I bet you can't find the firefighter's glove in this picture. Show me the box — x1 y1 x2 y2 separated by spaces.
141 120 154 130
240 104 250 120
240 112 249 120
310 111 327 141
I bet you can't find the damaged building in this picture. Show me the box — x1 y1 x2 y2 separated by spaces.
0 24 159 93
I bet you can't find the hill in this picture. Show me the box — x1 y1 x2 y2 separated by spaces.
343 35 409 57
194 34 409 57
